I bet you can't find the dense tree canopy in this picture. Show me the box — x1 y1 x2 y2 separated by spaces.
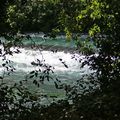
0 0 120 120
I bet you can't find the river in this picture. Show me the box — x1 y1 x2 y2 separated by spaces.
0 34 92 103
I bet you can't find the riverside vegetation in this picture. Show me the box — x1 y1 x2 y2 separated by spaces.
0 0 120 120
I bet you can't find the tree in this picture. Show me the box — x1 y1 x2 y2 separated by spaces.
1 0 120 119
57 0 120 119
77 0 120 92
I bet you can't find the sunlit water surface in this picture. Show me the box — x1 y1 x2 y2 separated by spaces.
0 36 93 103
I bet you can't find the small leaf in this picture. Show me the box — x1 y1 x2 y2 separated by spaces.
42 76 44 81
30 71 35 74
56 78 61 83
0 76 3 79
46 76 49 81
54 82 58 89
2 63 6 67
29 75 34 78
64 64 68 68
35 72 38 77
31 62 38 66
19 81 22 85
37 83 40 87
59 58 62 61
33 80 35 83
39 76 42 79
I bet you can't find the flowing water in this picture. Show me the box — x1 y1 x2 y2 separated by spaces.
0 35 92 102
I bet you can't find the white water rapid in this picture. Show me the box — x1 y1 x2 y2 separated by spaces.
0 46 92 95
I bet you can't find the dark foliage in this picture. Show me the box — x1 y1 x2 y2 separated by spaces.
0 0 120 120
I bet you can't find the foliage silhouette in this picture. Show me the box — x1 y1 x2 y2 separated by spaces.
0 0 120 120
